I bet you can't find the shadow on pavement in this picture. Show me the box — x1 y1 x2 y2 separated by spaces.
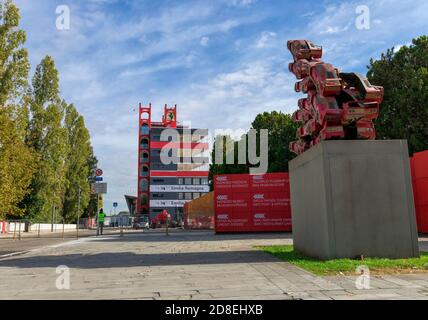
0 250 277 269
93 230 293 243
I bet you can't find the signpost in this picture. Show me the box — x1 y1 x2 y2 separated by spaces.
91 182 108 194
98 194 103 210
92 168 107 237
77 187 81 239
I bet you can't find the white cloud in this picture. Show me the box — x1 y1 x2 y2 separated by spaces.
227 0 255 7
14 0 428 212
200 36 210 46
255 31 277 48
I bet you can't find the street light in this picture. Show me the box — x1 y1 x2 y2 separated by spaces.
77 187 81 239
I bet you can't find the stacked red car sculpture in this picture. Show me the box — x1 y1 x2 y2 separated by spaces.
288 40 384 155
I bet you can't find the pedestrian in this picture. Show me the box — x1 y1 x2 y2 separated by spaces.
97 208 106 236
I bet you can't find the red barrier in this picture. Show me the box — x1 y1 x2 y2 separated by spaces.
411 151 428 233
1 221 6 234
185 216 214 230
214 173 292 233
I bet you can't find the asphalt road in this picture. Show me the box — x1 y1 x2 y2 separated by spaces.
0 228 146 257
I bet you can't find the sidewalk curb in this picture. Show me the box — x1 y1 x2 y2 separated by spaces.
0 251 30 259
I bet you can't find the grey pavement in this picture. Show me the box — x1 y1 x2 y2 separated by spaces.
0 228 143 257
0 230 427 300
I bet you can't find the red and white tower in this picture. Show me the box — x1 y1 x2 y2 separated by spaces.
137 103 151 217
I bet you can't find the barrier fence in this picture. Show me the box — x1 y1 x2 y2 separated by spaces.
0 217 139 240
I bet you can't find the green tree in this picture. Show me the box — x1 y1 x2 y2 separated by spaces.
63 104 92 223
0 0 29 106
0 106 37 220
209 135 247 190
26 56 69 222
0 1 36 220
251 111 298 172
367 35 428 155
84 148 98 218
208 111 299 189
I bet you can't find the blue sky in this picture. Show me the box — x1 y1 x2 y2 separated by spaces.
14 0 428 213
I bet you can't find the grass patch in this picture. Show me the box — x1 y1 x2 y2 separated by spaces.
259 245 428 276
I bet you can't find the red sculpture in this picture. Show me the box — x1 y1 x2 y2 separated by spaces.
288 40 384 155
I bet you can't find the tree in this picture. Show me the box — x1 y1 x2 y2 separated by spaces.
0 106 37 220
0 1 36 220
367 35 428 155
208 111 299 189
0 0 29 106
251 111 298 172
84 148 98 218
209 135 247 190
63 104 92 222
26 56 69 222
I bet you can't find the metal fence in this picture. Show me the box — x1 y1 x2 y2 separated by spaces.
0 218 138 240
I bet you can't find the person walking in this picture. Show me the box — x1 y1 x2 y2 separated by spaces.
97 208 106 236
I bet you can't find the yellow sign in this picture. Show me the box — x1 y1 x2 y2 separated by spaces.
98 194 103 209
167 111 175 121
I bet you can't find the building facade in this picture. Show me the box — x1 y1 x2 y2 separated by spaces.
137 104 210 222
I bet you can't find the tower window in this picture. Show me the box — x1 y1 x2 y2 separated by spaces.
141 123 150 135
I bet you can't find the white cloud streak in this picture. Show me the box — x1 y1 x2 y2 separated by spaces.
13 0 428 211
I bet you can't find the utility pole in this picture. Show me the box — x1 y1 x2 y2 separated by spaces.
96 193 99 236
77 187 81 239
51 205 54 232
93 169 106 237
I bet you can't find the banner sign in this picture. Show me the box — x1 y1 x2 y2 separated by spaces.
150 185 210 193
214 173 292 233
150 200 188 208
91 183 107 194
411 150 428 233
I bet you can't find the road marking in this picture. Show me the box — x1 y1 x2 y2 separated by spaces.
0 234 122 260
0 251 30 259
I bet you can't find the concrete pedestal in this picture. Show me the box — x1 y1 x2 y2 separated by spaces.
289 140 419 260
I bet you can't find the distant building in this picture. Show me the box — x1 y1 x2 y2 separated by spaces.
136 104 210 222
109 211 132 227
124 195 137 216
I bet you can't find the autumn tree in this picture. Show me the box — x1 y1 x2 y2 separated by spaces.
0 1 36 220
26 56 69 222
62 103 92 223
84 148 98 218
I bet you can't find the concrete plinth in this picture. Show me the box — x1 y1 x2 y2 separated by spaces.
289 140 419 260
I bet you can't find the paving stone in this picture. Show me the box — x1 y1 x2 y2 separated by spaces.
1 230 428 300
381 276 423 288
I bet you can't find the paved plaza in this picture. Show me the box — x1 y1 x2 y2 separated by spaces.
0 230 428 300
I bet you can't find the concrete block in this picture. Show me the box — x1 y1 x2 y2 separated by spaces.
289 140 419 260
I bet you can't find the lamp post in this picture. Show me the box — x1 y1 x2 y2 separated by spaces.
77 187 81 239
